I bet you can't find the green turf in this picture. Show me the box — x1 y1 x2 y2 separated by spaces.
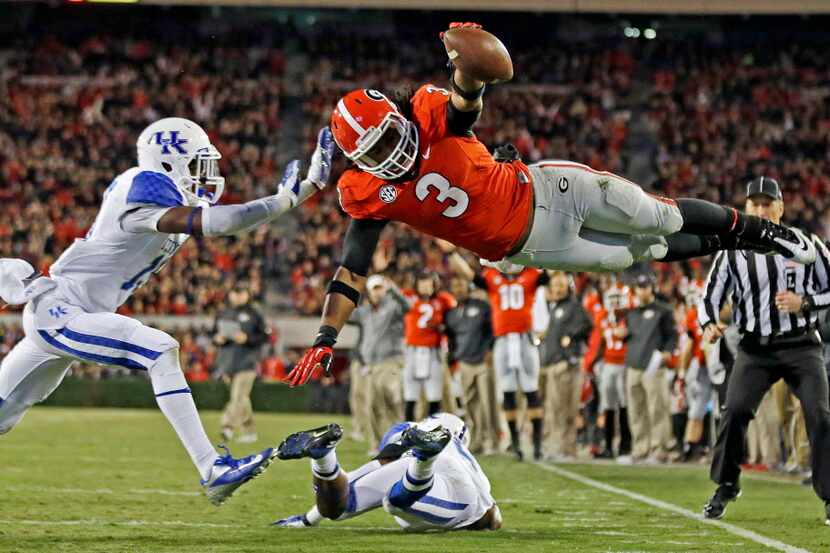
0 408 827 552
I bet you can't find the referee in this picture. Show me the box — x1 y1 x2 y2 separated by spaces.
699 177 830 525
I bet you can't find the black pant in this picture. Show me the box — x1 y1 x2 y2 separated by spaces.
710 339 830 501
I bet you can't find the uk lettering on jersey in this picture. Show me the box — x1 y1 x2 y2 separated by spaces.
403 291 457 347
482 268 542 337
48 168 189 313
336 84 534 261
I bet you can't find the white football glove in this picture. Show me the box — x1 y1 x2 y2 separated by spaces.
479 257 525 275
278 127 336 209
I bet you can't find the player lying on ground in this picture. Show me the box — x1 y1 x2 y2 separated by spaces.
273 413 501 531
0 118 334 505
285 22 816 386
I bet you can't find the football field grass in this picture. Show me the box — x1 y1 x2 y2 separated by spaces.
2 408 829 552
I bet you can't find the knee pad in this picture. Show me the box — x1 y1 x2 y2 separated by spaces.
604 178 682 235
598 250 634 272
147 348 188 396
525 390 542 409
503 391 517 411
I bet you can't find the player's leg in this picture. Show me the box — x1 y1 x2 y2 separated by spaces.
494 336 522 460
518 163 814 269
616 366 632 457
276 423 349 518
0 337 73 435
518 334 543 461
383 425 455 528
425 349 444 417
403 347 420 422
35 310 274 503
597 363 619 457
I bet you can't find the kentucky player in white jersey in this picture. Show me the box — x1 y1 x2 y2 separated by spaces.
272 413 502 532
0 117 335 505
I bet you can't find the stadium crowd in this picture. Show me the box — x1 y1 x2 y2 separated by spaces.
2 13 830 473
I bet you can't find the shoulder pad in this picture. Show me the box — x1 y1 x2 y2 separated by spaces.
127 171 185 208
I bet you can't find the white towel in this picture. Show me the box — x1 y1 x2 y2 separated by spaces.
506 332 522 370
414 347 432 379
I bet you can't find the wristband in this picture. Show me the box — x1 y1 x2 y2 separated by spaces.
313 325 338 348
186 207 201 235
450 73 485 101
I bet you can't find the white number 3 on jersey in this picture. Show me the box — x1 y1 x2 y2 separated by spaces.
415 172 469 218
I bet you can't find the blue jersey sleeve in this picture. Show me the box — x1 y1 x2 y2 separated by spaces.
126 171 185 208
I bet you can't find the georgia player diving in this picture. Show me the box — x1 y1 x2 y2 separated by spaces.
0 118 335 505
402 272 457 421
286 21 816 388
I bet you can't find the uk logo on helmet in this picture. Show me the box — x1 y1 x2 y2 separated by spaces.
152 131 189 155
379 184 398 203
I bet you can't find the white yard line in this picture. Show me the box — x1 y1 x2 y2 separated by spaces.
0 519 233 529
4 484 200 497
533 462 811 553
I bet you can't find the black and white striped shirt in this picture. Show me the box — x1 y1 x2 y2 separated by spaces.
699 235 830 336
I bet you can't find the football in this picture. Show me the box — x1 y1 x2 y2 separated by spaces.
442 27 513 83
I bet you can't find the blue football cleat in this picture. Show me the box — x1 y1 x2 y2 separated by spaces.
201 446 277 506
272 514 314 528
400 425 451 460
277 423 343 460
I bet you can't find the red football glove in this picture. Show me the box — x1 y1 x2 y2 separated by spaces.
286 346 333 387
439 21 483 40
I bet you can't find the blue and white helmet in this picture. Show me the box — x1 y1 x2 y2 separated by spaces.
136 117 225 206
418 412 470 448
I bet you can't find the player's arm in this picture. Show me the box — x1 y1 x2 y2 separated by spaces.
440 22 486 136
437 239 487 289
152 128 334 236
286 217 389 387
446 67 485 136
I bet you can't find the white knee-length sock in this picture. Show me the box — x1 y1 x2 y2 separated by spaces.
152 351 218 480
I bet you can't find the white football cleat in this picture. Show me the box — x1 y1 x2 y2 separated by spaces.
771 227 816 265
201 446 277 506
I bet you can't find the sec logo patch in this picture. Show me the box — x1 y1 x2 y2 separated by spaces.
558 176 569 193
379 185 397 203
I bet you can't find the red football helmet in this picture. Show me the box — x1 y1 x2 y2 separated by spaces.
330 89 419 180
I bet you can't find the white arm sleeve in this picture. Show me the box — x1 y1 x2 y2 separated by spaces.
120 206 173 233
201 194 293 237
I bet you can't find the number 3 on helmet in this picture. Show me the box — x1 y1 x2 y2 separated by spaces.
330 89 419 181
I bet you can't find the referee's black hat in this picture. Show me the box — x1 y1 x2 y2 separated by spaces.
746 176 782 201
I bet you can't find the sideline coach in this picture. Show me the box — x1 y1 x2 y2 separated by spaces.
699 176 830 525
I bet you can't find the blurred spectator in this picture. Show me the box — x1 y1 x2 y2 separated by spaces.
213 283 269 443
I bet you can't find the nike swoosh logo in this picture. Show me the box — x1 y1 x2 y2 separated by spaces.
783 231 811 253
422 146 431 160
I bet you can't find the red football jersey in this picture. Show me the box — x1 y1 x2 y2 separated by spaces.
685 306 705 365
481 268 542 337
403 291 457 347
337 84 534 261
599 312 628 366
